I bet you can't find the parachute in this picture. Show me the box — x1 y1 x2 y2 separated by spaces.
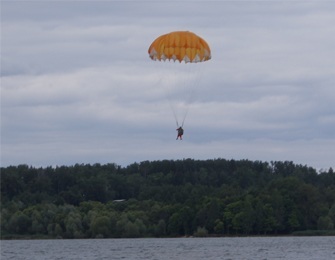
148 31 211 63
148 31 211 130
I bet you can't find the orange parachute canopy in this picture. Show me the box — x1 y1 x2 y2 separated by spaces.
148 31 211 63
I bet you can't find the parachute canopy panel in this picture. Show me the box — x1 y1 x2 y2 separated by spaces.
148 31 211 63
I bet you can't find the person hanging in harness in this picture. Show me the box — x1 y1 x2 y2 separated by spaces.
176 126 184 140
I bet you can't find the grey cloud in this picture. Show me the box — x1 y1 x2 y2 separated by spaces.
1 1 334 169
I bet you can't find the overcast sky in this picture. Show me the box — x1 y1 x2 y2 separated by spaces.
1 1 335 170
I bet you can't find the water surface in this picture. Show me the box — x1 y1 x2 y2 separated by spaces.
1 236 335 260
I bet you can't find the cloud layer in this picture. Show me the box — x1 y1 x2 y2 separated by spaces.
1 1 335 169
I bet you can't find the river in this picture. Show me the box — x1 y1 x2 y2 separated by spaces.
1 236 334 260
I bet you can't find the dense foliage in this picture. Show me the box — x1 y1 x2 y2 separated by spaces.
1 159 335 238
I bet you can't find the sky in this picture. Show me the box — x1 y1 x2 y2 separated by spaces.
1 1 335 170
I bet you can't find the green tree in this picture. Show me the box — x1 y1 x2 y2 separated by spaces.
123 222 139 238
194 226 208 237
115 214 129 237
154 219 167 237
1 159 335 238
64 211 83 238
317 216 334 230
8 212 31 234
91 216 111 238
54 223 64 237
224 201 243 234
167 210 186 236
214 219 224 234
288 209 301 232
239 197 256 234
328 203 335 227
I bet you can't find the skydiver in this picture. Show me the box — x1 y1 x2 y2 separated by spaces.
176 126 184 140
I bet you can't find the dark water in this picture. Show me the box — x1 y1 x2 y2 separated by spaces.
1 236 335 260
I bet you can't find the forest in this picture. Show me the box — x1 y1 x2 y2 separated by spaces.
1 159 335 239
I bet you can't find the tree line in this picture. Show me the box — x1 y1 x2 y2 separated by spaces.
1 159 335 239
